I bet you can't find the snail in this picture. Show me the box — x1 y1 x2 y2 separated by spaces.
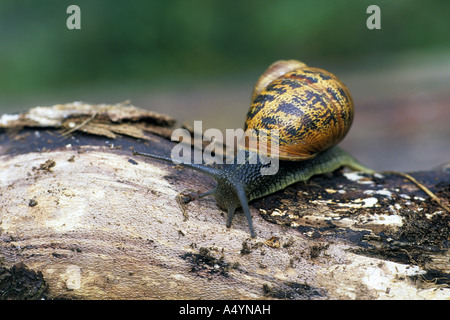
133 60 375 238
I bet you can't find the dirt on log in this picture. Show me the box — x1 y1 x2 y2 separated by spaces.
0 102 449 300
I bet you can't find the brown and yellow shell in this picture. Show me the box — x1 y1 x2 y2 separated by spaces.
251 59 307 102
241 60 354 161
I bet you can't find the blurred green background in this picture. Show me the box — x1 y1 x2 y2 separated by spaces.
1 0 449 170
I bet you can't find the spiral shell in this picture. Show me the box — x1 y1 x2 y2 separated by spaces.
251 60 307 102
241 60 354 161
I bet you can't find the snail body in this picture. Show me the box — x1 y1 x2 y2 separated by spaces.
134 60 373 237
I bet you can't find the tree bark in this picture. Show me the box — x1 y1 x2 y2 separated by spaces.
0 102 449 300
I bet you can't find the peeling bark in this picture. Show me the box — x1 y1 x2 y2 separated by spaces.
0 103 449 300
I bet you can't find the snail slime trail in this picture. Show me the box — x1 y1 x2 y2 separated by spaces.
170 122 280 175
133 60 374 238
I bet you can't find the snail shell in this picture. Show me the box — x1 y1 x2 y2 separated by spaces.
241 60 354 161
251 60 307 102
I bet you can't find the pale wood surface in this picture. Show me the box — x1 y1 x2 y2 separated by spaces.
0 103 448 299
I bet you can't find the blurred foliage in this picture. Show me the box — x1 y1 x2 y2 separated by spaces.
0 0 449 95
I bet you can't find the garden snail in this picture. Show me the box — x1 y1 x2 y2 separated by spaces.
133 60 374 238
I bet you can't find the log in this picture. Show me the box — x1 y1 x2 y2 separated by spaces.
0 102 449 300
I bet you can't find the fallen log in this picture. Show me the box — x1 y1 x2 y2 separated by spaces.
0 102 449 300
